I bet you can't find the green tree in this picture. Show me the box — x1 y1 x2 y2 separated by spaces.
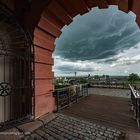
94 75 99 80
128 73 140 82
79 77 87 84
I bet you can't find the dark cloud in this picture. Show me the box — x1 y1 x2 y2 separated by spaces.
54 6 140 63
56 65 94 72
97 58 118 64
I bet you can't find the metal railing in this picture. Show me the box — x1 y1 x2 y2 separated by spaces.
53 84 88 111
129 84 140 129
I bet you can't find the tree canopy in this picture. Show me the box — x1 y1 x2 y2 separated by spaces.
79 77 87 84
128 73 140 81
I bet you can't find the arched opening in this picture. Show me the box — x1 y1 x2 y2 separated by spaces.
32 0 140 118
0 3 32 125
54 6 140 77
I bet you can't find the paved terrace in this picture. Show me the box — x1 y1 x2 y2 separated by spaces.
25 88 139 140
25 114 123 140
1 88 140 140
60 88 137 133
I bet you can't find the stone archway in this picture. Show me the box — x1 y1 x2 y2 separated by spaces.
27 0 140 118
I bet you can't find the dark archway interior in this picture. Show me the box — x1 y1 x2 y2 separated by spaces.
0 4 32 123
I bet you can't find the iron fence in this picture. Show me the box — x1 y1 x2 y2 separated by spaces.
53 84 88 111
129 84 140 129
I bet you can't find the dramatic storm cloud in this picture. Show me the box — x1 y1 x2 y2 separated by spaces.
54 6 140 76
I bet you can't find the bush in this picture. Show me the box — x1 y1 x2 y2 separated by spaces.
55 84 69 89
79 77 88 84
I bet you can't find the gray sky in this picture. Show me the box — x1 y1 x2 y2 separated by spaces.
53 6 140 76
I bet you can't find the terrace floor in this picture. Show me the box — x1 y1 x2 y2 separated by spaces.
60 88 137 133
25 88 140 140
26 114 124 140
2 88 140 140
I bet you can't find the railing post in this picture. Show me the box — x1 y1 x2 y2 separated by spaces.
87 84 89 96
81 85 83 97
83 85 85 97
131 90 133 108
86 84 88 96
135 98 138 119
56 90 60 112
76 86 78 103
138 98 140 129
68 87 70 107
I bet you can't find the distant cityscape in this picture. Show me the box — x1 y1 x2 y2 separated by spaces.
54 75 129 86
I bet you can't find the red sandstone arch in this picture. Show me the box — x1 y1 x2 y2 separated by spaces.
26 0 140 117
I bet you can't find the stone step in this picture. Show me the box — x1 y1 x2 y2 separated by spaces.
125 132 140 140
